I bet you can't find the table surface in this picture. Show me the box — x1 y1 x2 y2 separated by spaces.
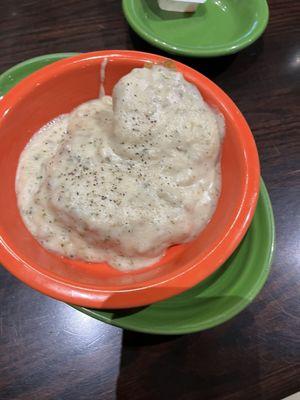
0 1 299 399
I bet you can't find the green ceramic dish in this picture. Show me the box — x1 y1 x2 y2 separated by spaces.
122 0 269 57
0 54 274 334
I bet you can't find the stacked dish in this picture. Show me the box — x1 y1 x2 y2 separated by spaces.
0 51 274 334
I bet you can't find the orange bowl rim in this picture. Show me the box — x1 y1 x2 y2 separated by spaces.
0 50 260 308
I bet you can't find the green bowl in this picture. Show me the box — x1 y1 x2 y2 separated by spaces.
122 0 269 57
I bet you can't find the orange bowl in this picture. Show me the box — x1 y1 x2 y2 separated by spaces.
0 51 260 308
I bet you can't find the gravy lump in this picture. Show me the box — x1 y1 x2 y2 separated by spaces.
16 65 224 271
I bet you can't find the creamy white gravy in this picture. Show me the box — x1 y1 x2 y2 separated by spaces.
16 65 224 271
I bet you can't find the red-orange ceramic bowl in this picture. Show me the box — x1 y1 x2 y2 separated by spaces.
0 51 260 308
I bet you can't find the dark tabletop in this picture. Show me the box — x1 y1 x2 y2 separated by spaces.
0 1 299 399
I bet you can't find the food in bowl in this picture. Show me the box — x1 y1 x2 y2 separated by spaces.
16 65 224 270
16 63 224 271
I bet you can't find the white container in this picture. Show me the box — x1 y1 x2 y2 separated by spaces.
158 0 206 13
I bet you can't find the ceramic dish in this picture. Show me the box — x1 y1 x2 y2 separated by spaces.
74 180 275 334
122 0 269 57
0 51 259 308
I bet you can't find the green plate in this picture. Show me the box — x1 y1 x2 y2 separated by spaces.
0 54 275 335
122 0 269 57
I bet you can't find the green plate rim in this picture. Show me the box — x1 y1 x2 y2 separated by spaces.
0 53 78 96
0 54 275 334
122 0 269 57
